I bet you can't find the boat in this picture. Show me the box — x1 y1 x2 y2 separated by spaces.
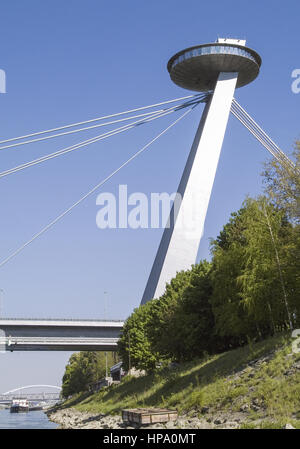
10 399 29 413
28 403 43 411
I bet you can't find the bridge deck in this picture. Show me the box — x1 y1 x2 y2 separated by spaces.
0 318 124 351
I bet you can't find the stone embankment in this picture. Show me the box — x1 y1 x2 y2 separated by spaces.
48 408 249 429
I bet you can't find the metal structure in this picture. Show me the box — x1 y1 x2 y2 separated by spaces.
141 38 262 304
0 384 61 403
0 393 60 403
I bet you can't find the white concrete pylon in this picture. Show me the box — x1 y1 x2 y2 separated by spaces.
141 72 238 304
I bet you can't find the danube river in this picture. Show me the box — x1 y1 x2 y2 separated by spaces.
0 409 58 429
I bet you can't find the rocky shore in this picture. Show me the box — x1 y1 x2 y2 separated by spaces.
47 407 256 429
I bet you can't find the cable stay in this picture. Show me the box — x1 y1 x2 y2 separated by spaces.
0 94 204 150
0 97 205 179
0 103 198 269
232 100 295 169
0 108 184 151
231 99 299 175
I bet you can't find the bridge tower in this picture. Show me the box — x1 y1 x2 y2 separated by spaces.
141 38 261 304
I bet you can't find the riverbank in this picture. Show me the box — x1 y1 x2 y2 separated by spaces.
47 407 298 429
47 407 246 429
49 333 300 429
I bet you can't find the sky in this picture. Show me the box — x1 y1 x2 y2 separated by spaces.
0 0 299 393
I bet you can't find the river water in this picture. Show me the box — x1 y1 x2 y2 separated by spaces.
0 408 58 429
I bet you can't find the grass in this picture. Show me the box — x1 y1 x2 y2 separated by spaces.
57 332 300 428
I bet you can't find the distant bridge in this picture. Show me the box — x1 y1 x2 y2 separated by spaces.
0 393 60 403
0 385 61 403
0 318 124 351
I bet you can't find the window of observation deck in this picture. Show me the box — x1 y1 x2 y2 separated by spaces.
171 45 257 69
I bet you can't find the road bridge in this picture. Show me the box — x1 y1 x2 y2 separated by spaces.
0 318 124 351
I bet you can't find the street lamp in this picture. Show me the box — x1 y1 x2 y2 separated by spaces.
104 291 108 378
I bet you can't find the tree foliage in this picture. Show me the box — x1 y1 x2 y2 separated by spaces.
149 262 219 361
210 197 296 342
263 142 300 223
117 299 161 372
118 190 299 369
119 262 227 368
62 142 300 381
61 351 117 398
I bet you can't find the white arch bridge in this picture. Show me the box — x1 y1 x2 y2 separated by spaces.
0 385 62 403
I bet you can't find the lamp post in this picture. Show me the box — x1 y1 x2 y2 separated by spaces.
104 291 108 378
128 330 131 374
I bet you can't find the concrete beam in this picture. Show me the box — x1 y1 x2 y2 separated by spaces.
0 318 124 352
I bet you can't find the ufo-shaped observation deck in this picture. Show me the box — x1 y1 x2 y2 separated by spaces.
167 42 262 92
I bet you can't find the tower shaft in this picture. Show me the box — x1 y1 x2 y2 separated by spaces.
141 72 238 304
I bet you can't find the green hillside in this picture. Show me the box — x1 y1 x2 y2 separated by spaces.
59 332 300 429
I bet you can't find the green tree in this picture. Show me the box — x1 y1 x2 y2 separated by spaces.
210 207 257 344
61 351 117 398
263 142 300 326
117 299 161 372
147 267 196 361
237 197 294 332
210 197 296 343
263 142 300 223
118 262 222 367
150 262 219 361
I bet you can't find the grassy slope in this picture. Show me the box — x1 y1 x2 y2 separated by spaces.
60 332 300 428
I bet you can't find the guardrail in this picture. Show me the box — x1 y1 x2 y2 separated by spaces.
5 337 119 345
0 317 124 322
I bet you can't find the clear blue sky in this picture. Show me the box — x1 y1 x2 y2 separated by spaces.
0 0 299 392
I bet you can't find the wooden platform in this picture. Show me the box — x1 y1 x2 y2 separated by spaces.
122 408 178 425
